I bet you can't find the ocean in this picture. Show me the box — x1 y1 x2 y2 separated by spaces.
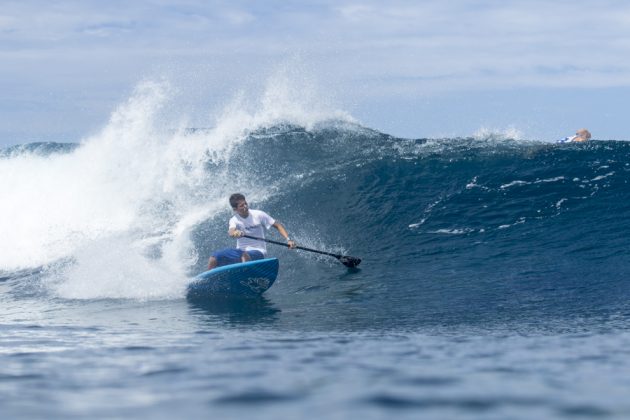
1 82 630 419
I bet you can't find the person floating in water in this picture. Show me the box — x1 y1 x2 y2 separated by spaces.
207 193 296 269
558 128 592 143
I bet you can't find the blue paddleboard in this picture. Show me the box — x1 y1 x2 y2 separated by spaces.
187 258 279 299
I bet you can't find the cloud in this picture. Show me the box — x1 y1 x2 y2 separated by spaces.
3 1 629 86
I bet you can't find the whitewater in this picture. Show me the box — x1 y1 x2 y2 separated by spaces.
1 77 630 419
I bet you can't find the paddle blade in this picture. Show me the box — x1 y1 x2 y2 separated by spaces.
339 256 361 268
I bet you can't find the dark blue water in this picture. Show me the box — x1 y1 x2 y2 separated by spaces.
2 122 630 419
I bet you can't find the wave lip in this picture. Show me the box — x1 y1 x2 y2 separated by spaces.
1 142 79 158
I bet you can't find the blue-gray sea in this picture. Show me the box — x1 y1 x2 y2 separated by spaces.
2 114 630 418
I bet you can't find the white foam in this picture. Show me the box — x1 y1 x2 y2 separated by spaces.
430 228 476 235
500 180 530 189
473 126 524 141
46 235 188 300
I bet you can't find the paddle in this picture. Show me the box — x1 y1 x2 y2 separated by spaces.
242 234 362 268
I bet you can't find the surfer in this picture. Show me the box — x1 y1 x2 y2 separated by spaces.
558 128 591 143
207 193 296 269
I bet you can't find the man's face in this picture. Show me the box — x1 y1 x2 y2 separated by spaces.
234 200 249 217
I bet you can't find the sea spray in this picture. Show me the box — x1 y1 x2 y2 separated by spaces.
1 72 355 299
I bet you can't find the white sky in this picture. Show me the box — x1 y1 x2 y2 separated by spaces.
2 0 630 145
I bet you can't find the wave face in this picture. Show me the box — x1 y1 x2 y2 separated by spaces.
1 81 629 327
215 130 630 328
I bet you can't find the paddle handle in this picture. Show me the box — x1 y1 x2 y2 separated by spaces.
242 235 343 259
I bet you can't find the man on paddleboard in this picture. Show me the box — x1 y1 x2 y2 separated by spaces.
207 193 296 269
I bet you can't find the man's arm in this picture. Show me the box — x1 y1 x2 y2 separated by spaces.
272 221 296 249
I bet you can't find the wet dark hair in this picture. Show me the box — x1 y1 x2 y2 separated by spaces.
229 193 246 209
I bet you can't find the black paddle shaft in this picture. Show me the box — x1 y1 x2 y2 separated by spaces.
242 235 361 268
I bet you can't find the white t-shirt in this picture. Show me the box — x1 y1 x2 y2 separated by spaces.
229 209 276 255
